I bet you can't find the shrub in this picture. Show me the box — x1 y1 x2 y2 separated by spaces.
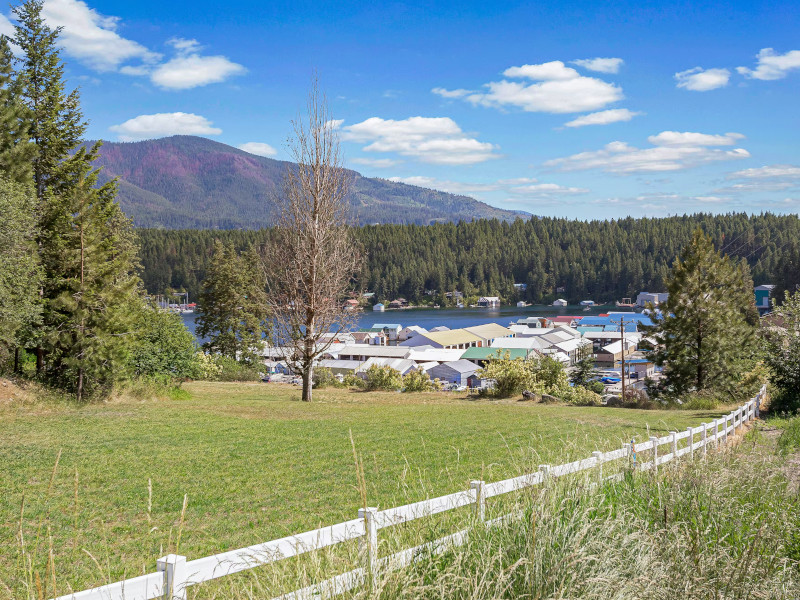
478 352 568 399
210 355 262 382
622 388 654 409
681 391 721 410
588 380 605 394
778 417 800 455
403 369 440 392
342 373 364 389
126 306 200 386
362 364 403 391
194 351 223 380
312 367 340 389
562 385 601 406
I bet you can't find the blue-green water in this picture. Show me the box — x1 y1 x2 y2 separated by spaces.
182 304 633 342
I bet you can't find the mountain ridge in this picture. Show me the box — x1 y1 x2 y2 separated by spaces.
84 136 527 228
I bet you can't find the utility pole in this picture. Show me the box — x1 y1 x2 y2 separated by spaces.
616 316 634 401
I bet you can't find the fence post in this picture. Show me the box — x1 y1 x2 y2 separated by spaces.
359 507 378 589
687 427 694 459
470 480 485 521
539 464 551 486
157 554 188 600
670 431 677 459
592 451 603 486
702 424 707 458
650 436 659 472
724 415 729 443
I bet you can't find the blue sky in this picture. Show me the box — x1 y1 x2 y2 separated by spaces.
2 0 799 219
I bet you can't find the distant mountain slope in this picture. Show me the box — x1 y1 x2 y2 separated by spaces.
84 136 525 228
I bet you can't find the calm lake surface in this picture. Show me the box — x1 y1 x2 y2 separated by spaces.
182 304 635 342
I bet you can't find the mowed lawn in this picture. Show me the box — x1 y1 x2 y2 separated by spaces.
1 382 718 593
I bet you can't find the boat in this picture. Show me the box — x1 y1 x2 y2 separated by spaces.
579 300 595 306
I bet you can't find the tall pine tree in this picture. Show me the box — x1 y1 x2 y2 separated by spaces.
0 35 33 183
11 0 142 397
48 177 140 399
197 240 269 364
648 229 758 396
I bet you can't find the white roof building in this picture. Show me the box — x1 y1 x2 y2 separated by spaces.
356 357 419 376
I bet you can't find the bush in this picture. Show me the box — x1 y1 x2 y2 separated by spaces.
209 355 262 382
768 388 800 415
622 388 654 409
680 391 721 410
342 373 364 389
478 353 568 399
588 380 605 394
126 306 200 386
778 417 800 455
362 365 403 391
194 352 223 380
562 385 601 406
312 367 341 389
402 369 440 392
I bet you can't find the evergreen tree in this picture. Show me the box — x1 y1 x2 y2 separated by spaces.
0 177 41 364
197 240 269 364
11 0 141 395
12 0 97 201
47 178 141 400
761 290 800 413
0 35 33 183
570 357 598 388
647 229 758 396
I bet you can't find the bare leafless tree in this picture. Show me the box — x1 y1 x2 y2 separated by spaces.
262 80 362 401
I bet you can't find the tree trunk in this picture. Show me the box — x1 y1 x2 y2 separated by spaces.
14 347 19 373
696 327 703 390
36 346 43 373
302 366 313 402
77 366 84 403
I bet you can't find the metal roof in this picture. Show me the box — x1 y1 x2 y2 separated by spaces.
461 346 528 360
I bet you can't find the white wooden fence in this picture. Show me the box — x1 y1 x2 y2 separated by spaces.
54 385 766 600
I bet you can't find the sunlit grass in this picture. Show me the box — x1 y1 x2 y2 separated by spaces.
1 381 723 597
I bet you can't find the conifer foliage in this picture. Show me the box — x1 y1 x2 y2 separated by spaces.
648 229 759 396
0 1 143 399
197 240 269 364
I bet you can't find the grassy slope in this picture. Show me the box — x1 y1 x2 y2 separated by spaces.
0 383 719 593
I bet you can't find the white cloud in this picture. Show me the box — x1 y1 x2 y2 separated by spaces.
388 176 500 195
509 183 589 196
693 196 730 203
149 52 246 90
351 157 401 168
40 0 159 71
737 48 800 80
728 165 800 179
675 67 730 91
715 164 800 195
503 61 580 80
29 2 246 89
109 112 222 141
647 131 744 147
0 13 14 37
545 131 749 174
431 87 473 99
572 57 624 74
465 60 624 114
564 108 642 128
341 116 498 165
386 176 589 200
238 142 277 157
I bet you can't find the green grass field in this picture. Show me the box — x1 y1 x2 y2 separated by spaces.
0 382 725 596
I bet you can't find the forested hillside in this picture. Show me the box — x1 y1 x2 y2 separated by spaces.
86 136 524 227
138 213 800 304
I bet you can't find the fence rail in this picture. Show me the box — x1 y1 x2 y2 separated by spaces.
54 385 767 600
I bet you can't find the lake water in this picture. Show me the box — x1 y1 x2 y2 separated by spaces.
182 304 634 342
